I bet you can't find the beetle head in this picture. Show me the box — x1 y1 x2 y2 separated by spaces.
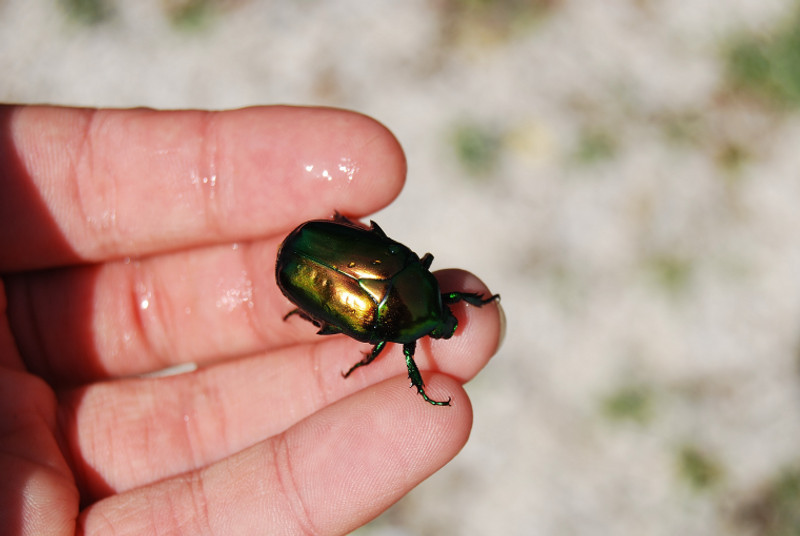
429 307 458 340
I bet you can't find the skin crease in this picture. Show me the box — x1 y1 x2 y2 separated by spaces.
0 105 503 535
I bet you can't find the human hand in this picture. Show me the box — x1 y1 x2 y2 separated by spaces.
0 105 503 535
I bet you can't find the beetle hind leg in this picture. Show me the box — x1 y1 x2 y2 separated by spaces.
403 342 451 406
343 341 387 378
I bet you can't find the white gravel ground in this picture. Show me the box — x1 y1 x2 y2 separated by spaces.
3 1 800 534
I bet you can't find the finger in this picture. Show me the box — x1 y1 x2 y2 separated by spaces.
0 105 405 271
7 238 289 383
57 270 499 498
7 197 500 386
77 376 472 535
0 365 79 535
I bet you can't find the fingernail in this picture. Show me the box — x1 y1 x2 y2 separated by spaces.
495 299 506 353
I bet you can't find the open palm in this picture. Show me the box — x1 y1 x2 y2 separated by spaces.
0 106 502 535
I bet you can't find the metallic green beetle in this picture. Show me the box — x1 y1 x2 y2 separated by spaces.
275 213 499 406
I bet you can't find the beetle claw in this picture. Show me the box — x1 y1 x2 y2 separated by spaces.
403 342 451 406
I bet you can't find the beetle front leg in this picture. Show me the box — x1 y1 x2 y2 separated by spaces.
403 342 451 406
343 341 387 378
441 292 500 307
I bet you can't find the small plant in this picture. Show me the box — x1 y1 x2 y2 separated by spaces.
726 7 800 107
645 254 693 295
572 126 617 164
601 384 654 424
734 466 800 535
451 121 503 177
677 444 723 491
166 0 218 30
60 0 113 25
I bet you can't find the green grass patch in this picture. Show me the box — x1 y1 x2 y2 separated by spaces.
735 466 800 535
60 0 113 25
644 254 694 295
572 127 617 164
168 0 218 31
601 384 654 424
726 6 800 107
450 121 503 178
677 444 723 491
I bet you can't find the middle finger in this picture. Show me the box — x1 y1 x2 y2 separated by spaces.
7 235 313 384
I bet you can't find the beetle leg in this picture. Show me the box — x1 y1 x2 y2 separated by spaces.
284 308 324 328
420 253 434 269
369 220 389 238
343 341 387 378
403 342 451 406
284 308 343 335
441 292 500 307
283 308 301 321
284 308 320 325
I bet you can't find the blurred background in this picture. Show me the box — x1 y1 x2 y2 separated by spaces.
3 0 800 534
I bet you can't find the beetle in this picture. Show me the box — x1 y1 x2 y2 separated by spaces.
275 212 499 406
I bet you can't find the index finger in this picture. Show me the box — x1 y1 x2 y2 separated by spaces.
0 105 406 271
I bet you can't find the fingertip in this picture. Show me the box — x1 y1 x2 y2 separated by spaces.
328 109 407 219
418 269 503 388
283 375 472 532
76 373 474 535
380 373 474 433
434 268 504 353
327 374 473 440
240 106 406 224
1 105 410 269
434 268 499 301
